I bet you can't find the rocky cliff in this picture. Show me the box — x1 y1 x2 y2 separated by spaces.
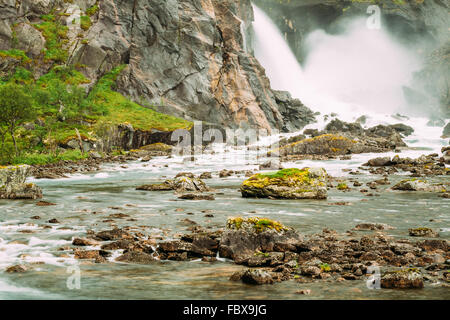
0 0 316 133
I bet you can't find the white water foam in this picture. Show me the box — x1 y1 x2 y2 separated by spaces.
252 4 446 154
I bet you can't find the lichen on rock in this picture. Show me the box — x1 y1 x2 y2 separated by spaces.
240 167 328 199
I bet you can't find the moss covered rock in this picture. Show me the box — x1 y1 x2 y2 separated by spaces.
240 168 328 199
219 217 302 264
274 134 357 156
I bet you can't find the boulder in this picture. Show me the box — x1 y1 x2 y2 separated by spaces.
409 228 439 238
218 217 302 263
240 168 328 200
136 176 209 193
0 165 43 200
239 269 274 285
381 269 424 289
116 251 155 264
391 179 447 192
276 134 357 156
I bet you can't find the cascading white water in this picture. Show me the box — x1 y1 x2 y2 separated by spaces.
252 4 447 152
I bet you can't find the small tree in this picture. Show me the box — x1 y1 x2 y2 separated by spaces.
0 83 34 156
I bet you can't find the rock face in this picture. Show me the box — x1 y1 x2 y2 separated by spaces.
0 165 42 199
240 168 328 200
218 217 302 263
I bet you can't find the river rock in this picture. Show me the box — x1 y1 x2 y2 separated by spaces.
381 269 424 289
240 168 328 200
0 165 43 200
391 179 447 192
218 217 302 263
116 251 155 264
136 176 209 193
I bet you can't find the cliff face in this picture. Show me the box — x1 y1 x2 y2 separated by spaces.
0 0 316 133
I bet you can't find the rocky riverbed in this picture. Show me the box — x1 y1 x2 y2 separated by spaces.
0 141 448 299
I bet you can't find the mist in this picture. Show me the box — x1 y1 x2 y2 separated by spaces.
252 5 425 120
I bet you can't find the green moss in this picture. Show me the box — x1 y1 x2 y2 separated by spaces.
320 263 331 272
80 16 92 31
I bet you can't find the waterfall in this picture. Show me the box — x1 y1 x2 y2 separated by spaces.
252 4 446 152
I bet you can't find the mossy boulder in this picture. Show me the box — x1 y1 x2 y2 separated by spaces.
240 168 328 200
0 165 42 200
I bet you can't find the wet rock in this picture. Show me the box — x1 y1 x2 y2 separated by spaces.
6 265 27 273
240 269 274 285
366 157 393 167
409 228 439 238
199 172 212 179
240 168 328 200
219 169 234 178
219 217 302 263
178 193 215 201
391 179 447 192
0 165 43 200
116 251 154 264
302 266 321 277
296 289 311 295
158 235 218 258
419 240 448 252
259 160 283 170
74 250 101 260
381 269 424 289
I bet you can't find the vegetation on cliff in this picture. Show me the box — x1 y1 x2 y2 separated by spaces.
0 10 191 166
